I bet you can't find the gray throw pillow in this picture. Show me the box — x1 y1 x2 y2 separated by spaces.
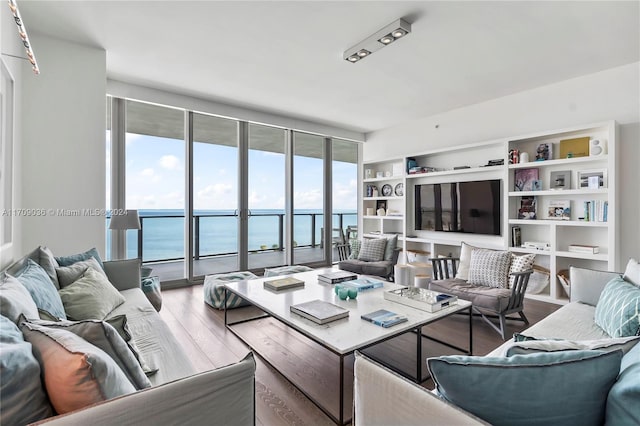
496 336 640 357
0 315 53 424
58 267 125 320
383 234 398 261
348 239 362 260
25 317 151 389
468 249 512 288
13 259 66 320
106 315 158 376
20 320 136 414
0 273 39 323
55 256 106 288
358 238 388 262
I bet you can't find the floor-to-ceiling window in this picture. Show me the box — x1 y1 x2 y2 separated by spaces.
331 138 358 262
192 113 239 276
107 97 361 282
293 132 326 264
247 123 287 270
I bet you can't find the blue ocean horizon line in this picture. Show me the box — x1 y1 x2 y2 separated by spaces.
108 208 357 261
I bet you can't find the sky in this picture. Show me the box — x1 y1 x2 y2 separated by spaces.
107 132 358 212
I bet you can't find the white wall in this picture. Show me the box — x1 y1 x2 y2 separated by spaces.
19 35 106 258
1 6 24 268
364 62 640 268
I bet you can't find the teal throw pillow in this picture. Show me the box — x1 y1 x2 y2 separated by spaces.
55 247 104 269
14 259 66 320
427 350 622 426
0 315 53 424
595 276 640 337
606 340 640 425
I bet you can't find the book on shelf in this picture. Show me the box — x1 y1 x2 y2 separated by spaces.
339 277 384 291
582 201 608 222
568 245 600 254
547 200 570 220
289 300 349 324
263 276 305 291
511 226 522 248
518 196 537 220
361 309 408 328
317 271 358 284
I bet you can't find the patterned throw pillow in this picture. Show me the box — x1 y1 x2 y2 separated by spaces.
468 249 512 288
595 276 640 338
348 239 362 260
455 242 480 280
508 253 536 288
357 238 388 262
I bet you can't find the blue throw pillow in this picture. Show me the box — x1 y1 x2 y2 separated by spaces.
0 315 53 424
595 276 640 337
13 259 66 320
607 341 640 425
55 247 104 270
427 350 623 426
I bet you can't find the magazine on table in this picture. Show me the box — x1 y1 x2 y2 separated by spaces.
339 277 384 291
361 309 408 328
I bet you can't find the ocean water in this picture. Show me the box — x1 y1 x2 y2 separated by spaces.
107 209 356 262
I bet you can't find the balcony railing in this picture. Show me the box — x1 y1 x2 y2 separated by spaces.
109 212 356 263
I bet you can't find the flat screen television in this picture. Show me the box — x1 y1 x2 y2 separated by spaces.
414 179 501 235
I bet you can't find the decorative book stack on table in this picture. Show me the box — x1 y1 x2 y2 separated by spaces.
263 276 305 291
289 300 349 324
317 270 357 284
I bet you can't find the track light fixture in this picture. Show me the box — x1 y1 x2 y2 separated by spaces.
343 18 411 63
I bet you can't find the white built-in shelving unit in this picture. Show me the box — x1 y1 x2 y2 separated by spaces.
361 120 617 305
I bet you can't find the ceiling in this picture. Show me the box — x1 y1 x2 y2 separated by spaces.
19 1 640 134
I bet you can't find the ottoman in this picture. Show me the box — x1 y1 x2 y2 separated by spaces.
204 271 258 309
263 265 313 277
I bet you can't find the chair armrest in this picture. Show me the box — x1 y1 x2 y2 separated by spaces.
353 352 487 426
37 353 256 426
103 259 141 291
570 266 621 305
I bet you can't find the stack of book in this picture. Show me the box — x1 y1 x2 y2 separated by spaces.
290 300 349 324
317 271 357 284
567 244 600 254
263 276 305 291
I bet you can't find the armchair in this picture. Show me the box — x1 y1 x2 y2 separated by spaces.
429 256 532 339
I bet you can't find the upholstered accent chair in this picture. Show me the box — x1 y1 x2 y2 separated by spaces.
429 254 533 339
338 236 402 281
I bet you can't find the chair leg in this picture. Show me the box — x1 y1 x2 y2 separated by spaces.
498 314 507 340
518 310 530 325
473 307 509 340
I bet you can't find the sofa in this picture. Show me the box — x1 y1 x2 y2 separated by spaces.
0 246 256 425
353 258 640 426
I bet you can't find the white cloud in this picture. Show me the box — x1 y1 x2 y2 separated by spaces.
293 189 322 209
139 168 161 183
159 155 181 170
197 183 232 199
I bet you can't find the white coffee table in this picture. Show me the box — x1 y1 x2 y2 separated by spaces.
224 268 472 425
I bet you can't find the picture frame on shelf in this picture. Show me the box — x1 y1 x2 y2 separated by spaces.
547 200 571 220
578 169 607 189
376 200 387 212
550 170 571 190
514 168 539 191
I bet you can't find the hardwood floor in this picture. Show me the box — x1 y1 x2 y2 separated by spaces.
160 284 560 425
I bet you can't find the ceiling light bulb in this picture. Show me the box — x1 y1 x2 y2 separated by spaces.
357 49 370 57
379 35 394 44
392 29 406 38
347 55 359 62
